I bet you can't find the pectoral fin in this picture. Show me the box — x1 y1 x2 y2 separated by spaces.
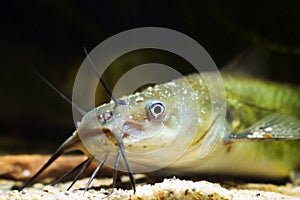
226 113 300 143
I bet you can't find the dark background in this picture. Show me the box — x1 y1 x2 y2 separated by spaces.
1 1 299 154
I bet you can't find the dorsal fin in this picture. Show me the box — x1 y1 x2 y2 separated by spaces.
222 46 270 78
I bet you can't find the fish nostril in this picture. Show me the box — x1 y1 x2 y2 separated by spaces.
98 111 113 123
104 112 112 121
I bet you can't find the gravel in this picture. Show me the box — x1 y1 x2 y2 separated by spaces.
1 177 300 200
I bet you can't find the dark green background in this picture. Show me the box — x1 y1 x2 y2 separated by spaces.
1 1 299 154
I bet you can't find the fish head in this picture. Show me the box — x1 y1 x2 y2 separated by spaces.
76 74 213 172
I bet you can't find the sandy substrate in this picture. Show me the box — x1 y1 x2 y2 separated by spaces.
1 155 300 199
1 177 300 200
0 155 116 181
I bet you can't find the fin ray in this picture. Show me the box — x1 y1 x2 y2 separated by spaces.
226 113 300 142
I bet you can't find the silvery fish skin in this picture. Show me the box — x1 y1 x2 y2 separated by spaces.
21 72 300 190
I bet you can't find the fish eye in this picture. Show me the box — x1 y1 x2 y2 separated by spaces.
146 100 166 119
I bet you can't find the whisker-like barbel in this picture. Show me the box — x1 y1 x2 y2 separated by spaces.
112 151 121 191
83 47 125 106
20 132 80 190
21 52 137 192
66 157 94 191
84 153 108 193
33 70 87 116
84 47 136 192
51 157 91 186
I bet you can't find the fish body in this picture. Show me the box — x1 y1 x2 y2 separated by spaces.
77 72 300 178
151 73 300 180
21 71 300 190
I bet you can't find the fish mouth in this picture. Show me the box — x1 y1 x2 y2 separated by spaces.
121 121 145 138
80 121 145 148
79 127 122 150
